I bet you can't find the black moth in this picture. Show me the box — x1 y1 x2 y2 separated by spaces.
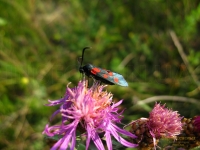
79 47 128 86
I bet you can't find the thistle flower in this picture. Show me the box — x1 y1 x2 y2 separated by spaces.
43 80 138 150
173 117 200 149
194 116 200 132
147 103 183 149
127 117 157 149
147 103 183 139
127 103 183 149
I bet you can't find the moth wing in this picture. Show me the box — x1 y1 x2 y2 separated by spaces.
111 72 128 86
90 67 128 86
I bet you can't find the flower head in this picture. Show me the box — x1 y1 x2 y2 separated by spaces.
194 116 200 132
43 80 137 150
147 103 183 139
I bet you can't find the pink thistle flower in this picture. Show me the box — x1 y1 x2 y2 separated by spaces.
194 116 200 132
43 80 138 150
147 103 183 149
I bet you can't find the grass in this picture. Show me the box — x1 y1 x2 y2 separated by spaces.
0 0 200 149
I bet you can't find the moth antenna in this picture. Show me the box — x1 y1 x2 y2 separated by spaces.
80 47 91 67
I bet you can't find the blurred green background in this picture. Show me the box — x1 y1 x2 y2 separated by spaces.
0 0 200 149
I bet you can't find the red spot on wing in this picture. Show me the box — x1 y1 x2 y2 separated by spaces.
91 68 101 75
108 71 113 76
103 74 109 78
114 77 119 83
103 70 113 76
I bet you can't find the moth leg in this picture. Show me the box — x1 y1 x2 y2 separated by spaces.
80 71 86 81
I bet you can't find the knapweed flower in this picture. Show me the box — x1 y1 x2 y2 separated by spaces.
43 80 138 150
126 117 155 148
147 103 183 149
147 103 183 139
194 116 200 132
173 116 200 149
